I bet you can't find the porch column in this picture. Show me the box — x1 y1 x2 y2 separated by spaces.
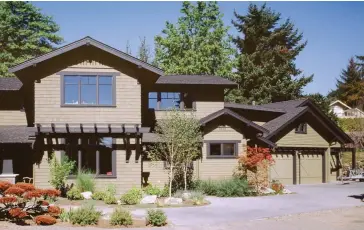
352 148 356 169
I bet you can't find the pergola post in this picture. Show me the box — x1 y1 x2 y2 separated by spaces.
352 148 356 169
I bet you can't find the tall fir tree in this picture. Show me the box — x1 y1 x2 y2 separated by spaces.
0 2 63 77
137 36 151 63
228 3 313 104
336 57 364 108
154 1 235 77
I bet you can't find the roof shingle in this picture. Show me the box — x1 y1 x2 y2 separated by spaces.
156 75 237 87
0 126 35 143
0 78 23 91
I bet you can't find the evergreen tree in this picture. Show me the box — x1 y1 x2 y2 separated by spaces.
137 36 151 63
304 93 338 123
336 57 364 108
229 3 313 104
154 1 235 77
0 2 63 77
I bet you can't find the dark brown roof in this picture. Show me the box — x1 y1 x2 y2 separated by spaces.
260 98 308 110
199 108 269 133
225 103 285 113
156 75 237 87
9 36 163 75
0 126 35 143
0 78 23 91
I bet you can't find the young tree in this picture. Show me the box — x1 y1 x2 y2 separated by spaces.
125 40 132 55
147 110 202 196
154 1 235 77
336 57 364 108
137 36 151 63
229 3 313 104
0 2 63 77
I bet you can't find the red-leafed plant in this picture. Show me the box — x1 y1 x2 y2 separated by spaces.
14 182 35 191
237 147 275 194
0 180 61 224
34 215 57 225
271 180 284 194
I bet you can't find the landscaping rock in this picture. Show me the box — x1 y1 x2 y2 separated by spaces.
260 187 275 194
182 192 192 201
140 195 157 204
164 197 183 205
282 188 292 194
81 191 93 199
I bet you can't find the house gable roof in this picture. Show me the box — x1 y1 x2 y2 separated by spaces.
329 100 351 110
0 126 35 143
9 36 164 76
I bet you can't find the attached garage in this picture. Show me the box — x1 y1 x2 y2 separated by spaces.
270 152 294 185
298 153 323 184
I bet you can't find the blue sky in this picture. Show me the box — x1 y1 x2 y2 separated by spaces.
33 1 364 95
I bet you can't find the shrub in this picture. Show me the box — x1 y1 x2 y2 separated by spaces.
59 209 70 222
49 155 75 192
0 181 12 193
24 190 42 200
66 187 84 200
34 215 57 225
76 170 96 192
68 205 101 226
106 184 116 196
9 208 28 219
104 194 117 205
215 178 251 197
121 187 142 205
48 205 61 217
5 186 25 196
160 186 169 198
110 208 133 226
195 179 218 196
40 189 61 201
146 209 167 227
143 184 162 196
189 191 206 205
271 180 284 194
92 191 106 200
14 182 35 191
0 196 17 204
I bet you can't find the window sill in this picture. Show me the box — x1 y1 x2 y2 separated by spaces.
61 104 117 108
206 156 237 159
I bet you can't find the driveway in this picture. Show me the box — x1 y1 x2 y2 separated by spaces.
133 182 364 227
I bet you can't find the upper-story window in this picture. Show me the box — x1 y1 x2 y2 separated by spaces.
62 75 114 106
148 92 193 110
295 123 307 134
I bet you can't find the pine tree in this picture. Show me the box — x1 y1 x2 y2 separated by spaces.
336 57 364 108
137 36 151 63
154 1 235 77
229 3 313 104
305 93 338 123
0 2 63 77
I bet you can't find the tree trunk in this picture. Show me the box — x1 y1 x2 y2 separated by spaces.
183 164 187 191
169 165 173 197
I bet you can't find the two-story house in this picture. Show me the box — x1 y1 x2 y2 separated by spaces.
0 37 354 194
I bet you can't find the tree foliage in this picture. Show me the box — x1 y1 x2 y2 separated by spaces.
304 93 338 123
147 110 202 196
154 1 235 77
49 155 75 191
335 57 364 109
228 3 313 104
125 40 132 55
137 36 151 63
0 1 63 77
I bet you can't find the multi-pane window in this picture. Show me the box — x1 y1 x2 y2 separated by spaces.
295 123 307 134
148 92 192 110
64 137 115 177
160 92 180 109
207 142 237 157
63 75 114 106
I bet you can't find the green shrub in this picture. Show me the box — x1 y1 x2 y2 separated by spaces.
49 155 75 191
104 193 117 204
215 178 251 197
76 170 96 192
110 208 133 226
106 184 116 196
68 205 101 226
195 179 218 196
92 191 106 201
59 209 70 222
146 209 167 226
190 191 206 205
121 187 142 205
66 187 84 200
160 186 169 197
143 184 162 196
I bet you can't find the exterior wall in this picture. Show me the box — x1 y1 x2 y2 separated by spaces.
331 105 346 118
33 137 141 195
154 110 196 120
34 61 141 124
0 111 27 125
195 101 224 119
197 125 245 180
142 161 169 188
276 124 329 148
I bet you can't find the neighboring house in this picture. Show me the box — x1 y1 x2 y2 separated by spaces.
330 100 364 118
0 37 354 194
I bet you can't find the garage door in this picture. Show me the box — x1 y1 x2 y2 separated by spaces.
270 153 294 185
299 153 323 184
